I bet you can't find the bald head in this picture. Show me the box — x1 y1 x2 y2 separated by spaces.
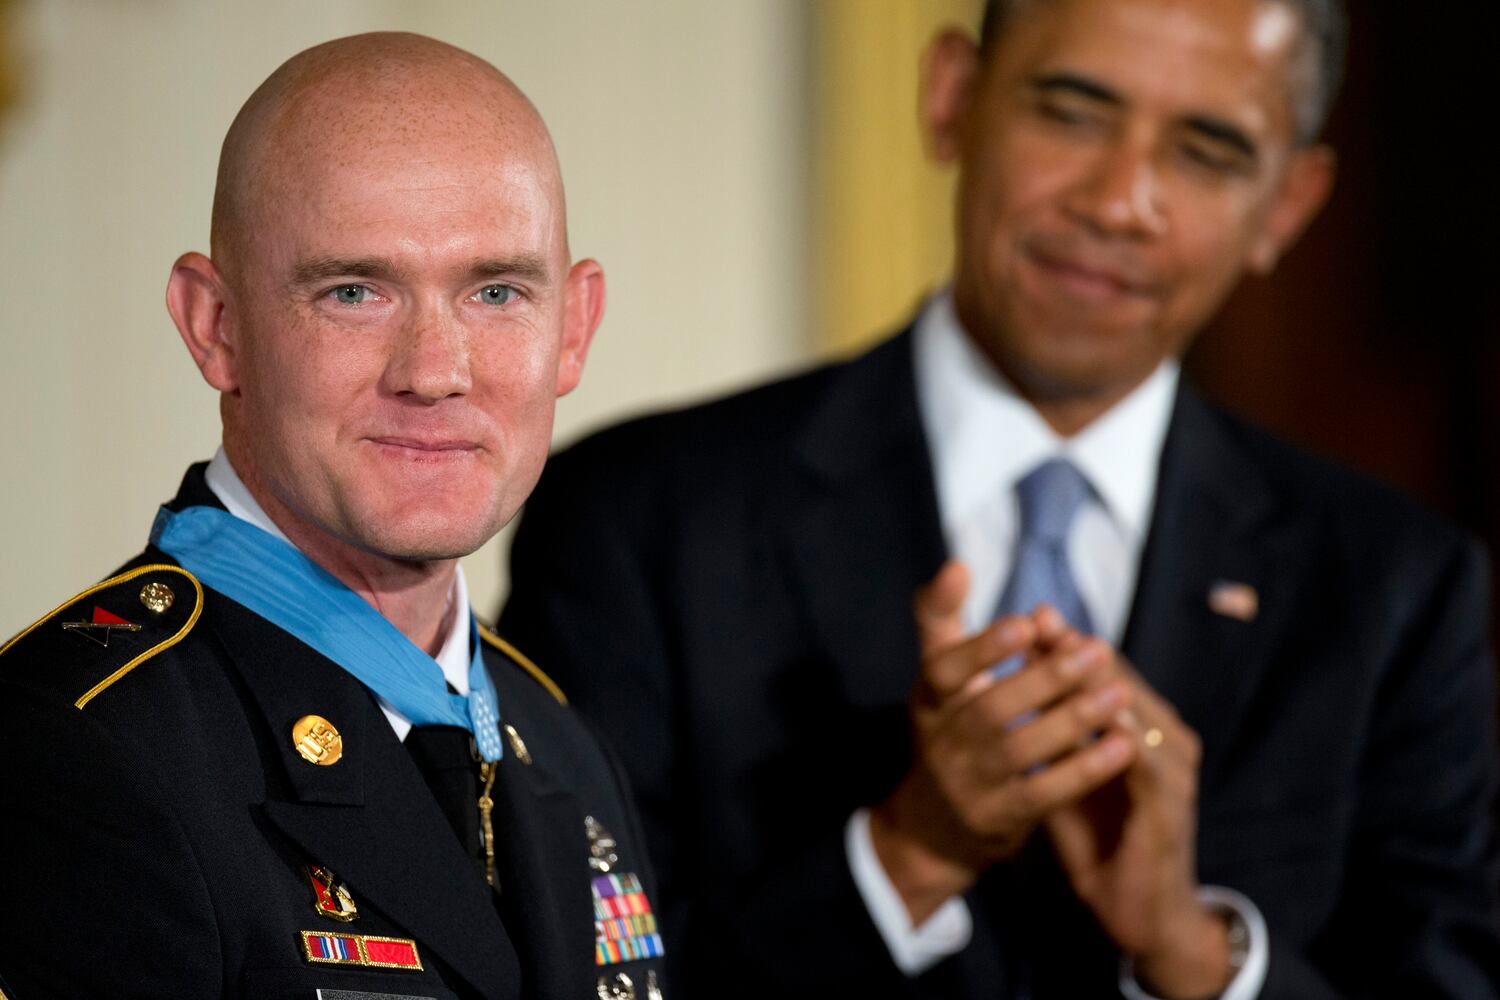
168 31 605 570
210 32 563 282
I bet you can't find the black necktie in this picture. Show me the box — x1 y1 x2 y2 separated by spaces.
404 723 485 876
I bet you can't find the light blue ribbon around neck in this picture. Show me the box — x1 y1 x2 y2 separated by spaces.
150 504 504 762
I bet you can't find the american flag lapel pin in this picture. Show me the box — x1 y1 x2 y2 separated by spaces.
1207 580 1259 622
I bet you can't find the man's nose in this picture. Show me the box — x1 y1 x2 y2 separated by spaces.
1062 139 1168 239
385 304 473 402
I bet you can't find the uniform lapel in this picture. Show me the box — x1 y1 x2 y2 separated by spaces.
1121 386 1294 778
208 593 520 999
483 669 593 1000
778 330 949 716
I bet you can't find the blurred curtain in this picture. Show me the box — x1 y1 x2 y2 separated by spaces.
1 0 17 121
1185 4 1499 651
812 0 981 353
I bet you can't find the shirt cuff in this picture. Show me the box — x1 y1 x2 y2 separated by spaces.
1118 885 1269 1000
844 807 973 975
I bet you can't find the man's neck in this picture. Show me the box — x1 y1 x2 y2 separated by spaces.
1020 390 1129 438
220 448 457 657
951 294 1151 438
285 525 458 658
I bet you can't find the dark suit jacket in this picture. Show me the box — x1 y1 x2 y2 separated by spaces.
0 467 665 1000
501 328 1500 998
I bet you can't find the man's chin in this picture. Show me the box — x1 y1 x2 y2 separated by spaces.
359 538 485 565
345 505 506 564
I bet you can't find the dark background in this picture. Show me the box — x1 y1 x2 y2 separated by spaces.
1187 3 1500 660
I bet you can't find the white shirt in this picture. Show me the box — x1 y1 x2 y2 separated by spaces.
843 294 1267 999
204 447 473 741
915 293 1175 641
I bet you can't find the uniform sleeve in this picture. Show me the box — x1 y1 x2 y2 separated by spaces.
0 683 223 998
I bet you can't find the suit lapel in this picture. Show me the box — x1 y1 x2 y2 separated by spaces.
208 593 520 999
778 345 1293 783
778 330 949 714
1121 386 1293 777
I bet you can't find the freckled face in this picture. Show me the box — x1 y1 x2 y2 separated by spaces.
949 0 1319 404
223 106 575 561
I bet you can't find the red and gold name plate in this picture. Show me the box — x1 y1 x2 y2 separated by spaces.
300 930 423 971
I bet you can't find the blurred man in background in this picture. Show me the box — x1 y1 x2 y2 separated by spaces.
504 0 1500 996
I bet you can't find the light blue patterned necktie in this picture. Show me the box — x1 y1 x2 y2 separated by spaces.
990 458 1094 678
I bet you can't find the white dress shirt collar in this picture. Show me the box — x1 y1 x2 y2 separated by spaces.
913 291 1179 548
203 447 473 738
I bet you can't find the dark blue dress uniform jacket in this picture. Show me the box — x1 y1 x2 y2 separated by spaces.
502 327 1500 999
0 466 665 1000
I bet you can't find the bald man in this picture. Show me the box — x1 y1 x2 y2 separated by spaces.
0 34 664 1000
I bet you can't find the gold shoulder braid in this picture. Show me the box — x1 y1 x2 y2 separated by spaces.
476 625 568 705
0 564 204 708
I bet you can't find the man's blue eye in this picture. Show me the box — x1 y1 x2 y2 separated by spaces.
332 285 368 304
478 285 515 306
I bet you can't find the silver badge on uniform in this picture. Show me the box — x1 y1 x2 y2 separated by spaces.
585 815 620 873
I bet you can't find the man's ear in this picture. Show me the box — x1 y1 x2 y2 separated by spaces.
165 252 240 392
555 258 605 397
1248 144 1336 275
921 28 984 164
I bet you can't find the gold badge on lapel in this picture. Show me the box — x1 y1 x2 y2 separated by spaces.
292 715 343 766
306 864 359 922
138 581 175 614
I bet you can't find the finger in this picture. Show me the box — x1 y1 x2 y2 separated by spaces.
1111 707 1165 785
940 636 1114 732
980 731 1136 823
922 614 1038 705
1025 626 1087 671
914 561 971 658
957 613 1045 699
1113 654 1176 716
1044 799 1098 871
1112 666 1198 775
970 678 1133 779
1106 656 1173 731
962 610 1086 693
1114 699 1199 806
1030 604 1072 648
1112 654 1191 732
1117 729 1196 832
